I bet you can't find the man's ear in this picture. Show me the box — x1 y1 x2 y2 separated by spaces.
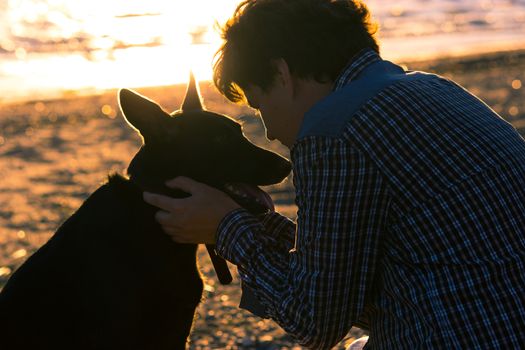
273 58 295 97
119 88 172 140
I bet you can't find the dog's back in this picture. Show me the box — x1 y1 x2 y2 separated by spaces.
0 174 203 349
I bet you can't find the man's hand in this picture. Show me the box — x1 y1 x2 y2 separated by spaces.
143 177 241 244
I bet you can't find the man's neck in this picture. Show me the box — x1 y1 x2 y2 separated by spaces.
286 78 334 147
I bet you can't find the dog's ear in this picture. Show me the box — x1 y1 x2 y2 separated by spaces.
181 71 204 111
119 88 172 139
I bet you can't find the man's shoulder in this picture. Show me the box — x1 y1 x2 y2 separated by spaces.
297 64 442 140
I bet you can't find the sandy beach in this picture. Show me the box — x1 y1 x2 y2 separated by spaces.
0 49 524 349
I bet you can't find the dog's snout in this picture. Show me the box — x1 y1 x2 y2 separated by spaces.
280 160 292 173
272 158 292 181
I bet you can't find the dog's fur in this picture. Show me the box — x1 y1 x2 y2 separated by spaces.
0 75 291 349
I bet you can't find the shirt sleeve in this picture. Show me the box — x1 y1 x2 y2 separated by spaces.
216 136 391 349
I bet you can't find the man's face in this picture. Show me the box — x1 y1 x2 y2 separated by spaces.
244 83 300 148
242 59 334 149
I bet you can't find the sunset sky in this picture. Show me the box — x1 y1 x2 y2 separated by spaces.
0 0 244 100
0 0 524 101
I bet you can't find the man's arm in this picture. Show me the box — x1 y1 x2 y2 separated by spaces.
216 136 391 349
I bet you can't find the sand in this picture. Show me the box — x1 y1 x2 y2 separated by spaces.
0 49 524 349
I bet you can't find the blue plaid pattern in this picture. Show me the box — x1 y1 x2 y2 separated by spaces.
216 49 525 349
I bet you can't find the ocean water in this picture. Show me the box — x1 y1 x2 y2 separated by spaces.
0 0 524 102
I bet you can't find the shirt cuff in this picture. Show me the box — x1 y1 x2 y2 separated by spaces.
215 208 295 265
215 208 259 266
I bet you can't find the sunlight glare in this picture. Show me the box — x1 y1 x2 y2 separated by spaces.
1 0 243 97
11 249 27 260
0 266 12 277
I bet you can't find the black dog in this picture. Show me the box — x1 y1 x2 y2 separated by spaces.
0 75 291 349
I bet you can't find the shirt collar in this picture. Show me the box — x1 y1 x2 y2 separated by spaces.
333 48 382 91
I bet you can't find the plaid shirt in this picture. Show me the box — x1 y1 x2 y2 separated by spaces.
216 49 525 349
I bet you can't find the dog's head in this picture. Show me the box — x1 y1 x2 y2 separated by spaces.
118 73 291 193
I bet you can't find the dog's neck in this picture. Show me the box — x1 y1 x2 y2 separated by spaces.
126 151 268 215
127 170 268 216
126 149 191 198
128 171 190 199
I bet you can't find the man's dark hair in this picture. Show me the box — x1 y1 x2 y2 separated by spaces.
213 0 379 103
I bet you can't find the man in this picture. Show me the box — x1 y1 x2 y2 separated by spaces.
144 0 525 348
